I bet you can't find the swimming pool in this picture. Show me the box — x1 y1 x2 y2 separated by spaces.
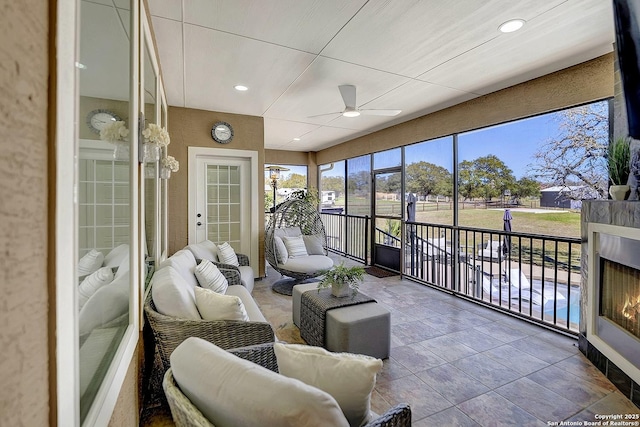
545 302 580 325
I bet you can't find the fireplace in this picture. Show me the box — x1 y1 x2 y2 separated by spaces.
587 223 640 385
601 259 640 339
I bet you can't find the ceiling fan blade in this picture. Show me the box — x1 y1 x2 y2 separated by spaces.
338 85 357 110
308 111 343 118
359 109 402 116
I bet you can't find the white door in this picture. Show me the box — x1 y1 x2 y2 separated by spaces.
189 148 258 275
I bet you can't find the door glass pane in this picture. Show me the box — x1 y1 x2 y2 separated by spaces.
375 217 402 247
206 164 241 248
375 172 402 217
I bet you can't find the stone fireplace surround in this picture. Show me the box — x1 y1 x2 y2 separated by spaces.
580 200 640 408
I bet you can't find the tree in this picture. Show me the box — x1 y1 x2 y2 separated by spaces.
279 173 307 189
405 161 452 198
347 170 370 195
458 155 516 201
512 177 540 203
529 102 609 199
321 175 345 196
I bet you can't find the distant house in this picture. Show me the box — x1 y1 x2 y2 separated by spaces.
539 186 586 209
321 190 336 205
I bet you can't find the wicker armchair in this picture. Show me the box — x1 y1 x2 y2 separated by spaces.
265 199 332 286
144 293 275 375
163 342 412 427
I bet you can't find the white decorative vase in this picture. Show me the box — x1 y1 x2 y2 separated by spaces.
112 142 129 161
160 167 171 180
143 143 160 163
609 184 630 201
331 284 351 298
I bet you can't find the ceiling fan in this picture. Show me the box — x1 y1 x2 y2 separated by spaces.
309 85 402 118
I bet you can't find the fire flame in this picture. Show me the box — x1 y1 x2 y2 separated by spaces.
621 295 640 320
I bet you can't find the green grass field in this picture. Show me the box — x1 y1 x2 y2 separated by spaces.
338 199 581 239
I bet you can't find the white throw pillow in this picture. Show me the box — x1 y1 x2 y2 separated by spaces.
194 287 249 321
217 242 239 266
282 235 308 258
194 260 228 294
78 249 104 277
274 343 383 427
103 244 129 268
78 266 114 310
186 240 219 262
79 274 129 336
171 337 349 427
274 236 288 264
302 234 325 255
151 266 201 320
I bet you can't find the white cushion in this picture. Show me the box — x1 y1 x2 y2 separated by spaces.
79 274 129 336
217 242 239 266
186 240 219 262
151 266 200 320
194 287 249 321
274 343 383 427
225 285 266 322
171 337 349 427
103 244 129 268
238 265 255 293
279 255 333 274
195 260 228 294
283 235 308 258
78 249 104 277
274 236 288 264
274 226 302 239
303 234 325 255
158 249 199 289
78 266 114 310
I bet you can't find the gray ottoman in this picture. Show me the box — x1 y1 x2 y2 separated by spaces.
292 283 319 327
326 302 390 360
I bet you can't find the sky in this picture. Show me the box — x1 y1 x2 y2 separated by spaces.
319 111 562 180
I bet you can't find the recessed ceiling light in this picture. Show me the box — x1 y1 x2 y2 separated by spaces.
499 19 525 33
342 110 361 118
293 137 301 141
234 85 248 91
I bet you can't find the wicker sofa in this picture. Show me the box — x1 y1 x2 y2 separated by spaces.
163 342 412 427
144 249 275 377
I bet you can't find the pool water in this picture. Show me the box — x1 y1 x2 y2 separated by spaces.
545 303 580 324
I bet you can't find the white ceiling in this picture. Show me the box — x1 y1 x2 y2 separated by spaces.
148 0 615 152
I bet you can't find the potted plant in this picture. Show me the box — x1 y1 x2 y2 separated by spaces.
317 262 365 298
608 137 631 200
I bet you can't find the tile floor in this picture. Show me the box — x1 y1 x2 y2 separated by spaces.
253 255 640 426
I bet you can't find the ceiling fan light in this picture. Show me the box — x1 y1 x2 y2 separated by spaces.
499 19 525 33
343 110 360 118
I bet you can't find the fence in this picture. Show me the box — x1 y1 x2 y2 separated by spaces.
318 210 581 334
404 222 581 335
320 212 370 264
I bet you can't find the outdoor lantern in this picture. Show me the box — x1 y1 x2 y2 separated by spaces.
265 165 290 212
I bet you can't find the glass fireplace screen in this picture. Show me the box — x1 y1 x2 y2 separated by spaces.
601 259 640 339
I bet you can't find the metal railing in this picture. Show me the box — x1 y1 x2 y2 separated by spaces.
320 212 370 264
404 222 581 335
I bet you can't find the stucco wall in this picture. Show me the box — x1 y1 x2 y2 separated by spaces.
316 53 614 165
0 1 50 426
167 107 266 276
